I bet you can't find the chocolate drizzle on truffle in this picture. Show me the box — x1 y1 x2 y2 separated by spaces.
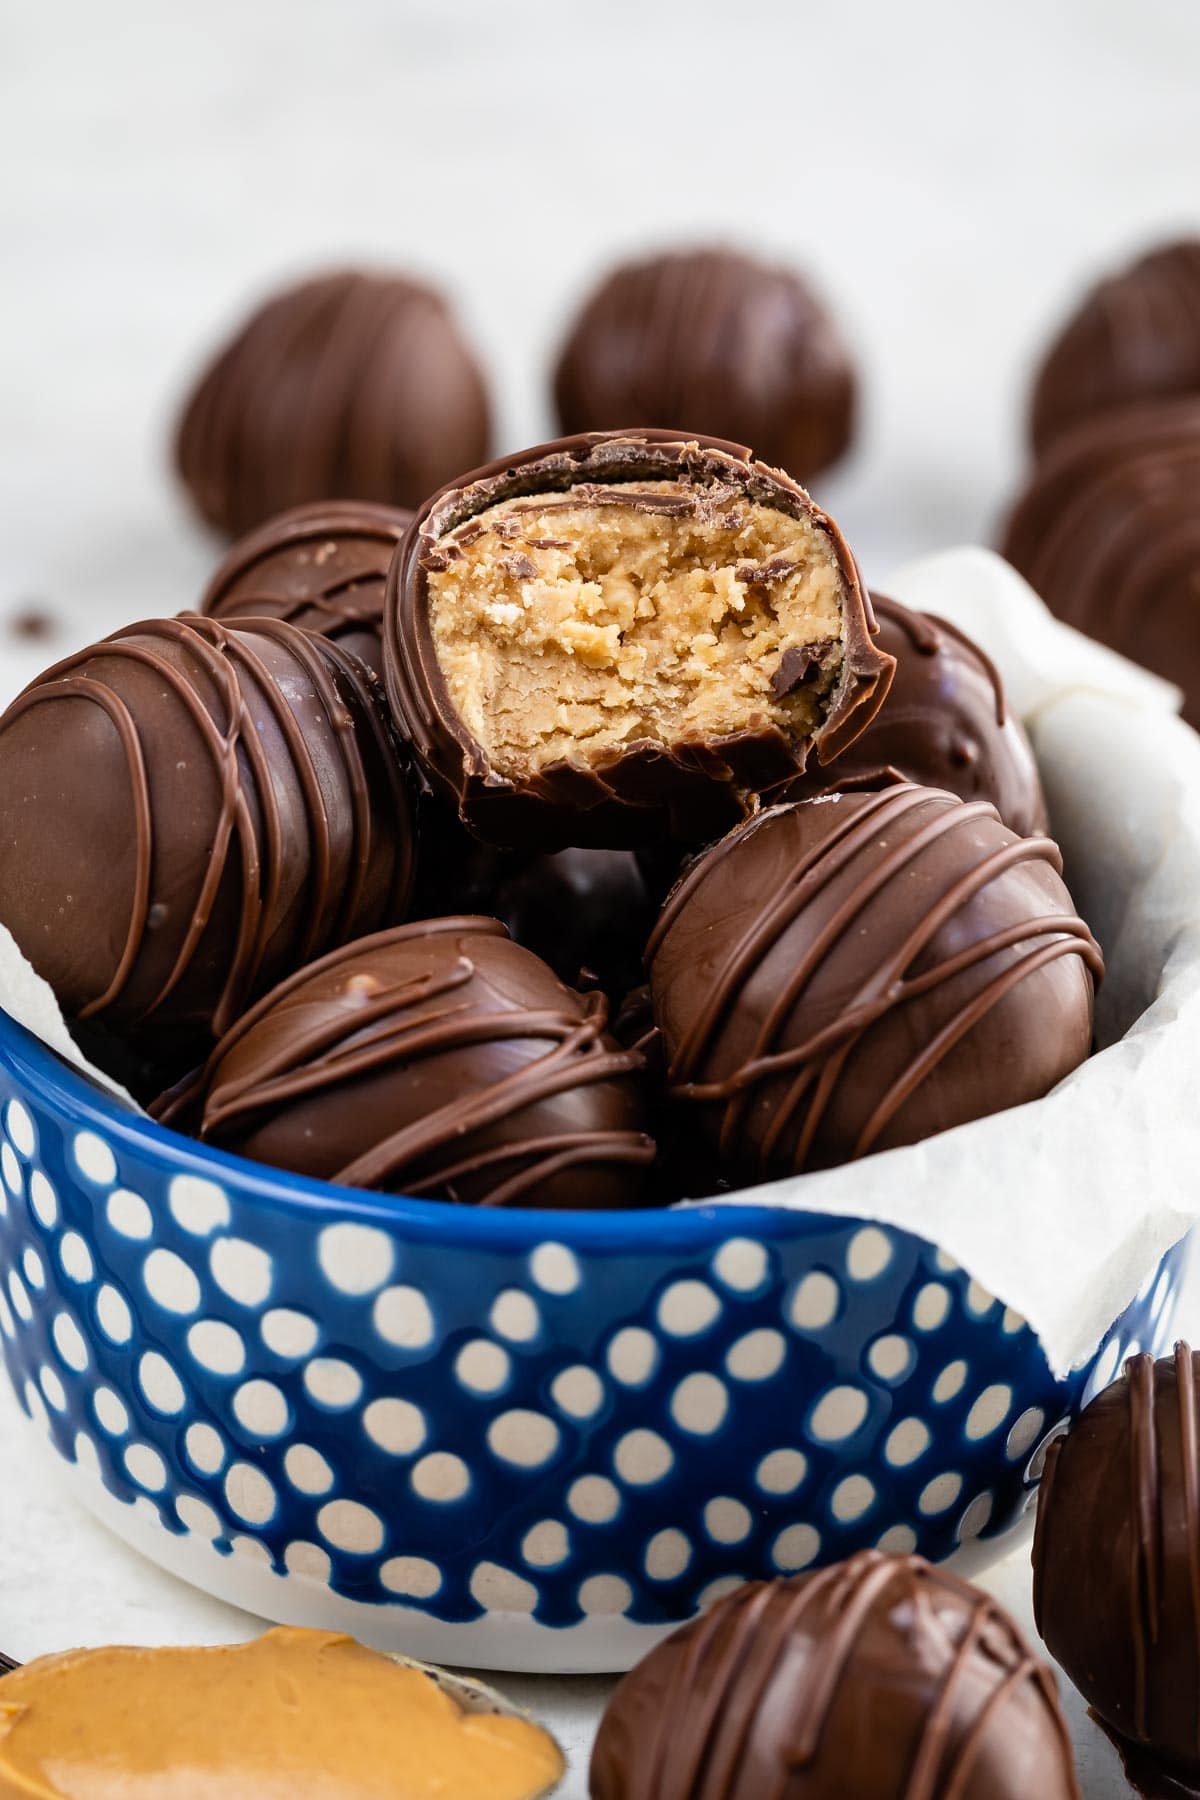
0 615 415 1053
648 784 1101 1180
1034 1343 1200 1786
199 499 413 677
175 269 491 537
171 918 654 1209
590 1551 1080 1800
553 246 857 484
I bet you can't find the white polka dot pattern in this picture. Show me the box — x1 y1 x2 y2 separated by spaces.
0 1086 1180 1640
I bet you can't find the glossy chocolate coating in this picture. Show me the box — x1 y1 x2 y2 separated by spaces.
0 615 415 1056
1034 1343 1200 1788
199 499 413 678
1002 399 1200 727
385 429 893 851
175 269 491 537
591 1550 1080 1800
787 595 1047 837
554 247 856 484
1031 239 1200 454
647 784 1101 1182
178 917 655 1209
493 849 655 1002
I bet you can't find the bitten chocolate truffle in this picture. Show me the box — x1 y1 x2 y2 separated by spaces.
171 917 655 1209
786 595 1047 838
554 247 856 484
1033 1342 1200 1790
1001 399 1200 726
591 1551 1080 1800
199 499 413 677
175 269 491 537
0 616 415 1055
648 784 1101 1182
385 430 893 850
1030 239 1200 454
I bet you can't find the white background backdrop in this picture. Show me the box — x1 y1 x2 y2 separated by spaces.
2 2 1199 1792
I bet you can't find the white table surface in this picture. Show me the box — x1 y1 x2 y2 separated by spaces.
3 1 1200 1792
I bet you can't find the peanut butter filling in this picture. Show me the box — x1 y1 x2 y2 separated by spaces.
427 482 847 778
0 1628 563 1799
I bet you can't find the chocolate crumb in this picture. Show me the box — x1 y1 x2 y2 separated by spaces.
500 553 537 581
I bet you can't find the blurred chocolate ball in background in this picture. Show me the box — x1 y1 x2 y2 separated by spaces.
1002 399 1200 725
1030 239 1200 455
175 268 491 537
553 247 857 484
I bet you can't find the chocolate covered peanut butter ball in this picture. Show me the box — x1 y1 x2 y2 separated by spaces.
385 430 893 850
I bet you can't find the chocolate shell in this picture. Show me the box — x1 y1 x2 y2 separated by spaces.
175 269 491 537
384 430 893 850
553 247 856 484
1030 239 1200 454
199 499 413 678
1033 1342 1200 1789
787 594 1047 838
591 1551 1080 1800
0 615 415 1056
1001 399 1200 726
647 784 1101 1182
171 917 655 1210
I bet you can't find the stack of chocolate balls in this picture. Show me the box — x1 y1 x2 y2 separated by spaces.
0 403 1103 1211
1002 238 1200 722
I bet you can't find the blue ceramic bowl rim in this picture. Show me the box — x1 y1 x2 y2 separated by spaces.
0 1004 848 1256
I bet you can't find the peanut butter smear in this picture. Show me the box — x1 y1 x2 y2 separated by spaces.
0 1628 564 1800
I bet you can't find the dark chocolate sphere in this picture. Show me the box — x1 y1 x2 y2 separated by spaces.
1034 1343 1200 1787
385 430 892 851
0 616 415 1055
493 849 655 1002
647 785 1101 1182
554 248 856 483
199 499 413 678
1001 399 1200 727
186 917 656 1209
1031 239 1200 455
591 1551 1080 1800
175 269 491 537
787 595 1047 838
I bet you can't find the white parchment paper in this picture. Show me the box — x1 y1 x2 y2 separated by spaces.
710 548 1200 1376
0 924 139 1110
1 548 1196 1376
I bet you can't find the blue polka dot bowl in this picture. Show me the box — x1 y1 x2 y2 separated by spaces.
0 1008 1183 1672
